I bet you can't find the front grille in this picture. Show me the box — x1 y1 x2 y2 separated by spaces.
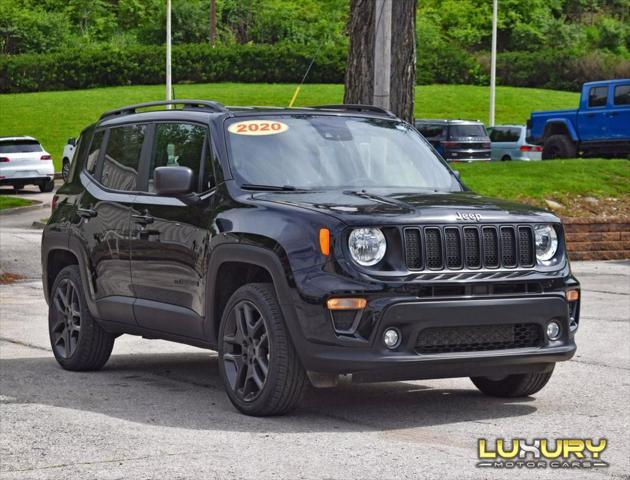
416 323 543 354
425 228 443 269
404 225 535 271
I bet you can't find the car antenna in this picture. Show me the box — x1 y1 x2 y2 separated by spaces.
288 56 316 108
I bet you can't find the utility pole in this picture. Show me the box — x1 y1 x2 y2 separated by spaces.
489 0 497 126
166 0 172 106
209 0 217 46
373 0 392 110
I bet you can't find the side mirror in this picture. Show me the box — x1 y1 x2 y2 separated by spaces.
68 138 76 147
154 166 194 196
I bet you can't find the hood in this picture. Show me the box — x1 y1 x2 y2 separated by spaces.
252 189 557 225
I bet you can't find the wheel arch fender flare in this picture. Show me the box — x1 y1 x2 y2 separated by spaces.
205 242 303 350
543 120 578 142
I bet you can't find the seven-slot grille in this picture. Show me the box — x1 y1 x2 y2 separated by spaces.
404 225 535 270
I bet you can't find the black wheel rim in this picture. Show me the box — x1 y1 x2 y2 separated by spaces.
222 300 270 402
51 279 81 358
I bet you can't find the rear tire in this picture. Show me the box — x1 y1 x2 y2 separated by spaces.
218 283 307 416
501 155 511 161
542 135 576 160
49 265 115 371
471 366 554 398
39 178 54 193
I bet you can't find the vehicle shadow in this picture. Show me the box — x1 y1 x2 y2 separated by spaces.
0 351 538 433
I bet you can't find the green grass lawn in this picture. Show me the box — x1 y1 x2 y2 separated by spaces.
0 196 34 211
0 83 579 171
456 159 629 215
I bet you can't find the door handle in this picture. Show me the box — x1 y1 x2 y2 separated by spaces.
132 212 154 225
77 207 97 218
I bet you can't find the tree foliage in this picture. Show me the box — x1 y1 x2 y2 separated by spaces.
0 0 628 91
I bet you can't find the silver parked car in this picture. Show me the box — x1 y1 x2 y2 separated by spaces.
488 125 542 161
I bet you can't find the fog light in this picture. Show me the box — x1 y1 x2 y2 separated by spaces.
546 321 561 340
383 328 401 349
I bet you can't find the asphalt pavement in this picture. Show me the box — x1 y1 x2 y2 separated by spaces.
0 191 628 479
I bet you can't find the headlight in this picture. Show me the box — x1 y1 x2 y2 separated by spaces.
534 224 558 263
348 228 386 266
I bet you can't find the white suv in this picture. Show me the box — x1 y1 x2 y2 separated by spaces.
0 136 55 192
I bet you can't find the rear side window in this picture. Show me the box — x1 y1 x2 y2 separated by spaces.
86 130 105 174
489 127 521 142
614 85 630 105
149 123 206 193
101 125 145 191
0 140 42 153
588 86 608 107
416 124 444 138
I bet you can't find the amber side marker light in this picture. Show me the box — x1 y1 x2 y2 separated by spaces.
319 228 330 256
327 298 367 310
566 289 580 301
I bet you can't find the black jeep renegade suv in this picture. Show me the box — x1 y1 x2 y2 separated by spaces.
42 100 580 416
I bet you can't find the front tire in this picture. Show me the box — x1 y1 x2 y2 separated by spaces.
542 135 576 160
471 366 554 398
218 283 307 416
49 265 115 370
62 159 70 180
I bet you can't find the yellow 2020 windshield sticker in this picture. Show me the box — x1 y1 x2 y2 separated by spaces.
228 120 289 136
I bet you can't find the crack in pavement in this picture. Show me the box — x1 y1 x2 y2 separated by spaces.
0 336 50 352
1 449 210 474
584 289 630 297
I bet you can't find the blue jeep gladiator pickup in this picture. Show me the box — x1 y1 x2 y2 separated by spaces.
528 79 630 159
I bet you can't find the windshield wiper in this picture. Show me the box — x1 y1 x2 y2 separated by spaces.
241 183 305 192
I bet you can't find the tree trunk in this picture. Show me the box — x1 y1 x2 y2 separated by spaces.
344 0 417 123
343 0 376 106
389 0 416 123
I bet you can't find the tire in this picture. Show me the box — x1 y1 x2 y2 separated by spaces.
62 159 70 180
218 283 307 416
471 366 554 398
501 155 511 161
12 184 23 192
49 265 115 371
542 135 576 160
39 178 54 193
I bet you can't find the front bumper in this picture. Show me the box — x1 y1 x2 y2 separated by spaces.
285 281 578 382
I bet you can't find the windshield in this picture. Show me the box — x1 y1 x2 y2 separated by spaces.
225 115 459 191
0 140 43 153
448 124 487 138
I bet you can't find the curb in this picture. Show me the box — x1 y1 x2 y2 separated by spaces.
0 200 48 216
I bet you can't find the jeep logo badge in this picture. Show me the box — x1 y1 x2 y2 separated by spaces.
456 212 482 222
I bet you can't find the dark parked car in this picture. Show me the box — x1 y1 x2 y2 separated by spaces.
42 101 580 416
415 119 491 162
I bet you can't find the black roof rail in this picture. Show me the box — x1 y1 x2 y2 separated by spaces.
99 99 228 120
309 104 397 118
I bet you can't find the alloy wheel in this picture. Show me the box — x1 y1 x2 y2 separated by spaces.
222 300 270 402
51 279 81 358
